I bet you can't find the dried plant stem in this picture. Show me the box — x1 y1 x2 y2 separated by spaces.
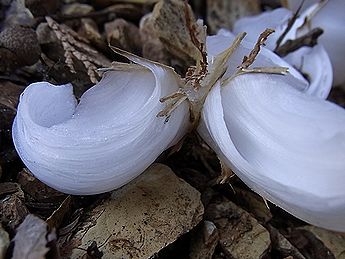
275 0 305 50
275 28 323 57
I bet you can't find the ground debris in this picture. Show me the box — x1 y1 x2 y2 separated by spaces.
205 195 271 259
65 163 203 259
12 214 58 259
0 224 10 259
45 16 111 83
105 18 142 55
0 25 41 73
17 169 66 204
0 186 28 233
232 187 273 224
189 220 219 259
207 0 260 34
285 227 337 259
301 226 345 259
61 3 94 16
267 225 306 259
141 0 205 70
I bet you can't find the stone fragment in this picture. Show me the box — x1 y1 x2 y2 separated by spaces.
286 228 336 259
12 214 57 259
105 18 142 55
205 195 270 259
233 187 272 224
0 224 9 259
61 3 94 16
268 225 305 259
68 163 204 259
189 220 219 259
303 226 345 259
0 25 40 72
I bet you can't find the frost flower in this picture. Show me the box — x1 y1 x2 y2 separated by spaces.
12 49 188 195
198 31 345 231
12 29 345 232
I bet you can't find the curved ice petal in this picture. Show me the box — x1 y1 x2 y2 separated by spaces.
13 61 189 195
284 45 333 98
298 1 345 85
198 74 345 231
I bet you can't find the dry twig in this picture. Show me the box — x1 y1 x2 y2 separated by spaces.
275 28 323 57
239 28 275 70
275 0 305 49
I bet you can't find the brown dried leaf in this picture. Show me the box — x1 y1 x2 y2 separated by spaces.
46 196 72 230
79 18 107 52
0 183 21 196
145 0 205 66
45 16 111 83
140 13 170 65
218 157 234 184
61 3 94 16
0 81 24 111
12 214 57 259
285 228 336 259
0 190 28 232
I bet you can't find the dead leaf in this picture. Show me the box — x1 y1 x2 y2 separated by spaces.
0 182 21 196
12 214 57 259
0 190 28 232
17 168 66 203
218 157 234 184
46 195 72 231
143 0 205 68
61 3 94 16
